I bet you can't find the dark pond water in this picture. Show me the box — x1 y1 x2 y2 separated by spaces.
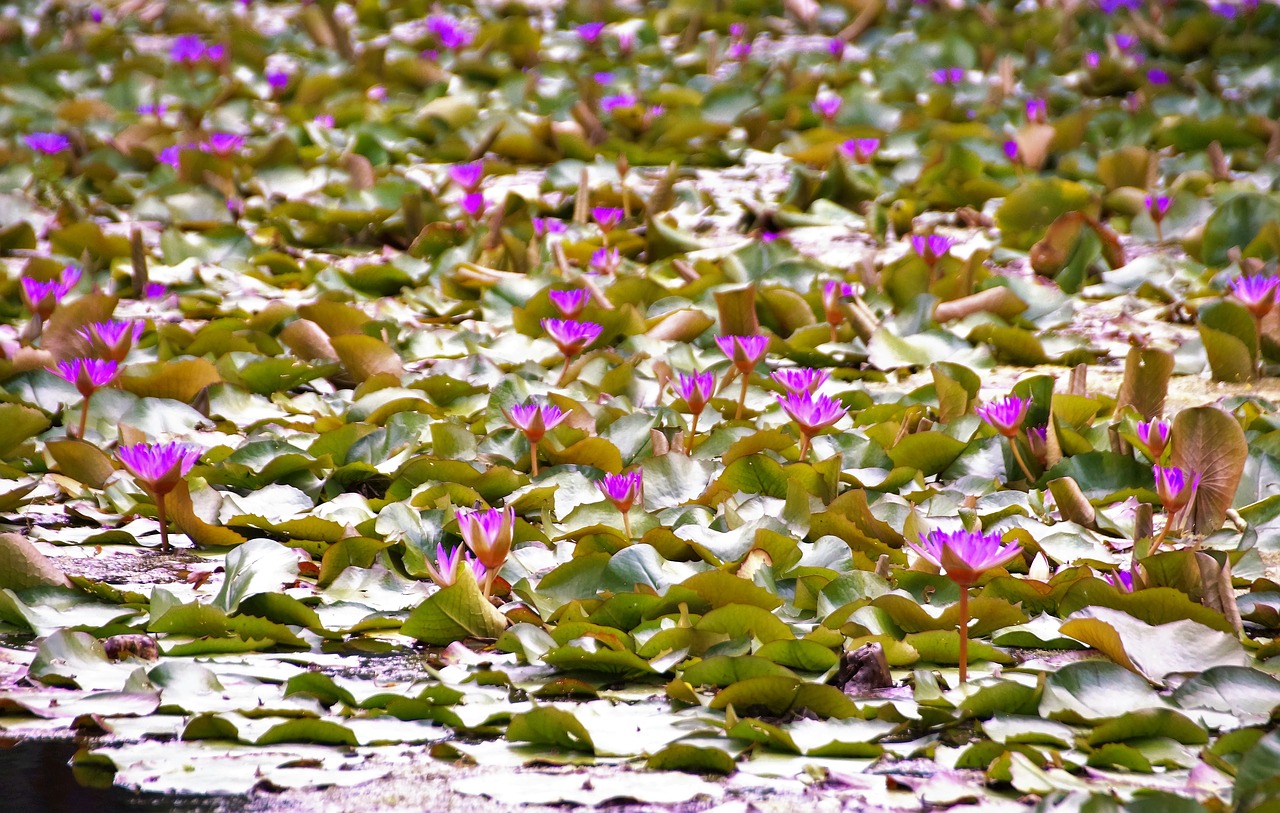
0 738 248 813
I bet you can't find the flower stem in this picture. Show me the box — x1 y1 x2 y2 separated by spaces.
1152 514 1172 552
1009 438 1035 483
622 510 632 540
557 356 573 387
155 492 169 554
797 432 811 462
829 323 838 344
735 374 749 420
530 440 539 477
76 393 92 439
482 567 497 600
687 412 700 455
958 588 970 684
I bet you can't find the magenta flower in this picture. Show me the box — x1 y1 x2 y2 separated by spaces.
715 335 769 376
1085 51 1101 69
975 395 1030 439
1136 418 1170 461
590 246 621 275
592 207 625 233
427 15 473 49
1145 195 1171 240
812 95 841 122
504 401 568 476
601 93 638 113
266 70 290 90
1003 140 1021 164
1025 98 1048 124
461 192 486 220
592 71 614 86
423 543 485 588
1154 465 1199 515
1026 425 1048 464
533 217 567 237
1146 68 1170 85
170 35 207 63
1230 274 1280 319
777 391 846 459
51 357 118 398
841 138 879 164
21 266 80 320
676 370 716 453
206 44 226 62
1115 33 1138 51
597 470 642 537
1106 569 1134 593
549 289 590 318
118 441 201 553
137 103 167 116
577 22 606 42
908 527 1021 683
910 234 954 267
457 506 514 596
542 318 602 358
25 132 71 155
772 368 830 395
314 114 335 127
78 320 144 363
931 67 965 85
201 133 244 156
449 161 485 192
822 280 858 338
157 145 184 168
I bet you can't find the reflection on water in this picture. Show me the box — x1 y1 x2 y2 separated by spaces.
0 738 247 813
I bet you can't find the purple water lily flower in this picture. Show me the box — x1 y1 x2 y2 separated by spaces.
812 95 841 122
171 34 207 63
1115 33 1138 51
78 320 144 363
1003 140 1021 164
449 161 485 192
461 192 486 220
532 217 567 237
118 441 202 552
931 67 965 85
592 207 625 233
1099 0 1140 12
542 318 602 359
549 289 591 318
266 70 290 90
50 358 119 440
777 391 847 459
590 247 621 275
423 543 485 588
577 22 606 43
1145 194 1171 221
1026 98 1048 124
910 234 954 266
1230 274 1280 319
137 103 167 116
1106 569 1134 592
1026 426 1048 464
677 370 716 417
1136 418 1170 460
975 395 1030 439
822 280 858 337
716 335 769 375
909 527 1022 683
909 527 1023 588
21 266 80 320
1154 465 1199 515
772 368 830 395
600 93 638 113
841 138 879 165
504 401 567 476
1085 51 1101 69
457 505 514 596
158 145 183 167
427 15 473 49
597 470 642 537
50 357 118 398
1146 68 1170 85
25 132 70 155
201 133 244 156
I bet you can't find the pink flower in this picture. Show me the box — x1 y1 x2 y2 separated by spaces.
504 401 567 444
597 470 642 514
533 217 567 237
461 192 485 220
423 543 485 588
715 335 769 375
812 95 841 122
1230 274 1280 319
21 266 80 319
777 391 846 437
50 357 118 399
909 528 1022 587
457 506 515 572
549 289 590 318
577 22 605 42
822 280 858 327
1145 194 1171 222
772 368 830 395
931 67 966 85
449 161 485 192
601 93 638 113
118 441 201 497
78 320 144 363
1025 98 1048 124
1136 419 1170 460
201 133 244 156
841 138 879 164
975 395 1030 439
592 207 625 233
677 371 716 416
1154 465 1199 515
910 234 954 266
25 132 70 155
542 318 602 358
590 246 621 274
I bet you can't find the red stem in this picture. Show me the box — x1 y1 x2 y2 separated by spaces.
530 440 539 477
958 588 970 684
156 492 169 554
735 374 749 420
76 393 92 439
